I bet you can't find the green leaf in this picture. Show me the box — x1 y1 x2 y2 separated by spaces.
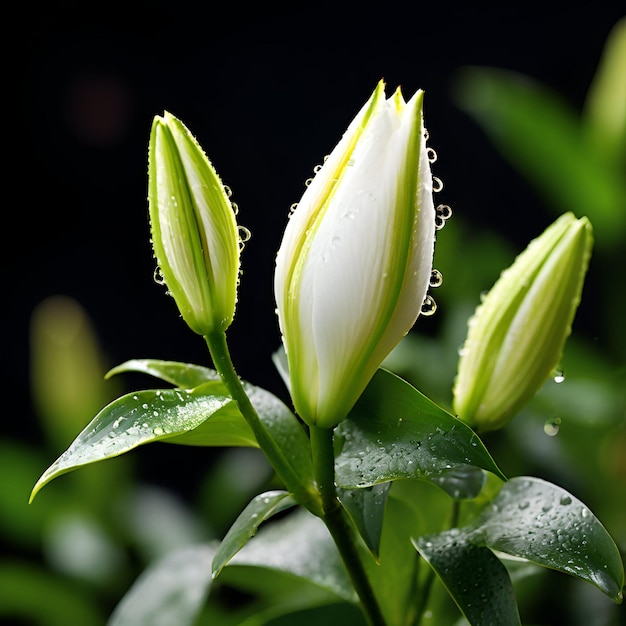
414 533 521 626
106 358 219 388
112 358 316 496
452 66 626 249
465 476 625 603
337 483 390 560
583 17 626 168
108 543 215 626
228 508 357 603
32 365 316 502
30 382 237 501
212 490 298 578
334 369 505 492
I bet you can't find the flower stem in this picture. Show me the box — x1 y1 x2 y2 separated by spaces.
204 331 321 516
309 425 387 626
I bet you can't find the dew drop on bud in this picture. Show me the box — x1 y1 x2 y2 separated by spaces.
432 176 444 192
238 225 252 251
153 266 166 285
430 269 443 288
421 295 437 316
553 370 565 383
436 204 453 220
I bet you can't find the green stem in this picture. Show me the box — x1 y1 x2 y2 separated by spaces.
309 425 387 626
204 331 321 515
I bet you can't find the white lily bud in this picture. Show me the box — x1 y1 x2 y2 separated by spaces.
274 81 436 429
453 212 593 432
148 111 241 336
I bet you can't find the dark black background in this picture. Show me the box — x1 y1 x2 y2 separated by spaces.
6 1 624 455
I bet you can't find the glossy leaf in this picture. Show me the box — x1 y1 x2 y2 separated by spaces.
414 476 624 625
106 358 219 388
107 358 316 493
212 490 298 578
32 361 317 502
414 532 521 626
228 508 357 604
30 383 236 501
108 543 215 626
337 482 390 560
334 369 505 491
464 476 625 603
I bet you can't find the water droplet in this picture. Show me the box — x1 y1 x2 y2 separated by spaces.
224 185 233 197
153 427 164 436
153 266 166 285
421 295 437 316
553 370 565 383
313 164 323 173
288 202 298 217
544 417 561 436
519 501 530 510
432 176 443 192
304 177 313 187
436 203 452 220
427 147 437 163
559 495 572 506
429 269 443 288
238 225 252 242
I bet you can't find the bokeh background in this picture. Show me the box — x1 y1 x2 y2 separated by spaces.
3 2 625 625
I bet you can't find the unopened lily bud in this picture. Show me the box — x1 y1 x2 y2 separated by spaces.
453 212 593 432
274 81 436 429
148 112 240 335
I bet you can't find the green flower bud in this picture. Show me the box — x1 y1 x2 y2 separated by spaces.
453 212 593 432
274 81 436 429
148 112 240 335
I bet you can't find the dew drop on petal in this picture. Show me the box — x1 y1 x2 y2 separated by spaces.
421 295 437 316
429 269 443 288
